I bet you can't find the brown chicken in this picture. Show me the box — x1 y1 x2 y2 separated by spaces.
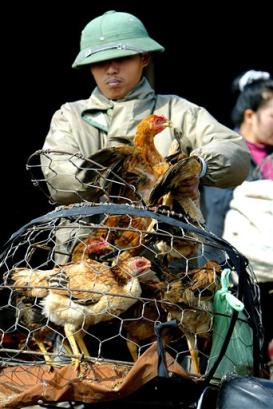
79 114 170 204
121 265 190 361
122 296 184 361
151 222 202 265
163 260 221 375
187 260 221 295
12 256 151 369
71 214 151 264
122 299 178 362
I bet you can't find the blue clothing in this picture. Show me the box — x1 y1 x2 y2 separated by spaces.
201 186 233 237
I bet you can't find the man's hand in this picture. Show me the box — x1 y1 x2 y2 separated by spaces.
176 175 200 200
149 156 202 205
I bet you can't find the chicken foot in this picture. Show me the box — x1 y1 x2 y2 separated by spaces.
185 333 200 376
64 325 90 369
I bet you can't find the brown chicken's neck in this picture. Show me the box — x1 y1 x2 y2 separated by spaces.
134 129 163 164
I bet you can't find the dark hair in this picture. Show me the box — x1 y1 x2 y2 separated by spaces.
231 70 273 127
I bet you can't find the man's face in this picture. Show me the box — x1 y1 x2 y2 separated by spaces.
90 54 150 100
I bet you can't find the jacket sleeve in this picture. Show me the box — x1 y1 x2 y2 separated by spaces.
181 106 251 188
41 104 94 204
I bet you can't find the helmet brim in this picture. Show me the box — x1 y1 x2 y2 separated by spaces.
72 38 164 68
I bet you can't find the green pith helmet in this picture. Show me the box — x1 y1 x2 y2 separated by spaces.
72 10 165 68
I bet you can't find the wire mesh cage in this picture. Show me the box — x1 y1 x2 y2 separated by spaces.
0 148 264 407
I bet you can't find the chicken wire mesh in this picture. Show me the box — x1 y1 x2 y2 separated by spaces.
0 202 263 406
0 145 264 407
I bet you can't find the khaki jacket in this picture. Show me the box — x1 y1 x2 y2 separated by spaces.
42 78 250 204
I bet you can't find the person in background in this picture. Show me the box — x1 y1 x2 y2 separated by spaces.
231 70 273 179
203 70 273 235
202 69 273 366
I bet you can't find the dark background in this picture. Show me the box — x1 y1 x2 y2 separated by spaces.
1 1 272 246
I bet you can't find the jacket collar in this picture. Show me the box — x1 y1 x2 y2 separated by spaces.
81 78 156 134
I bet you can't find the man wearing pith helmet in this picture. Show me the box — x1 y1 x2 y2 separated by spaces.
42 10 250 215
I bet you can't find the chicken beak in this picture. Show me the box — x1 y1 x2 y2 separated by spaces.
165 120 172 128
